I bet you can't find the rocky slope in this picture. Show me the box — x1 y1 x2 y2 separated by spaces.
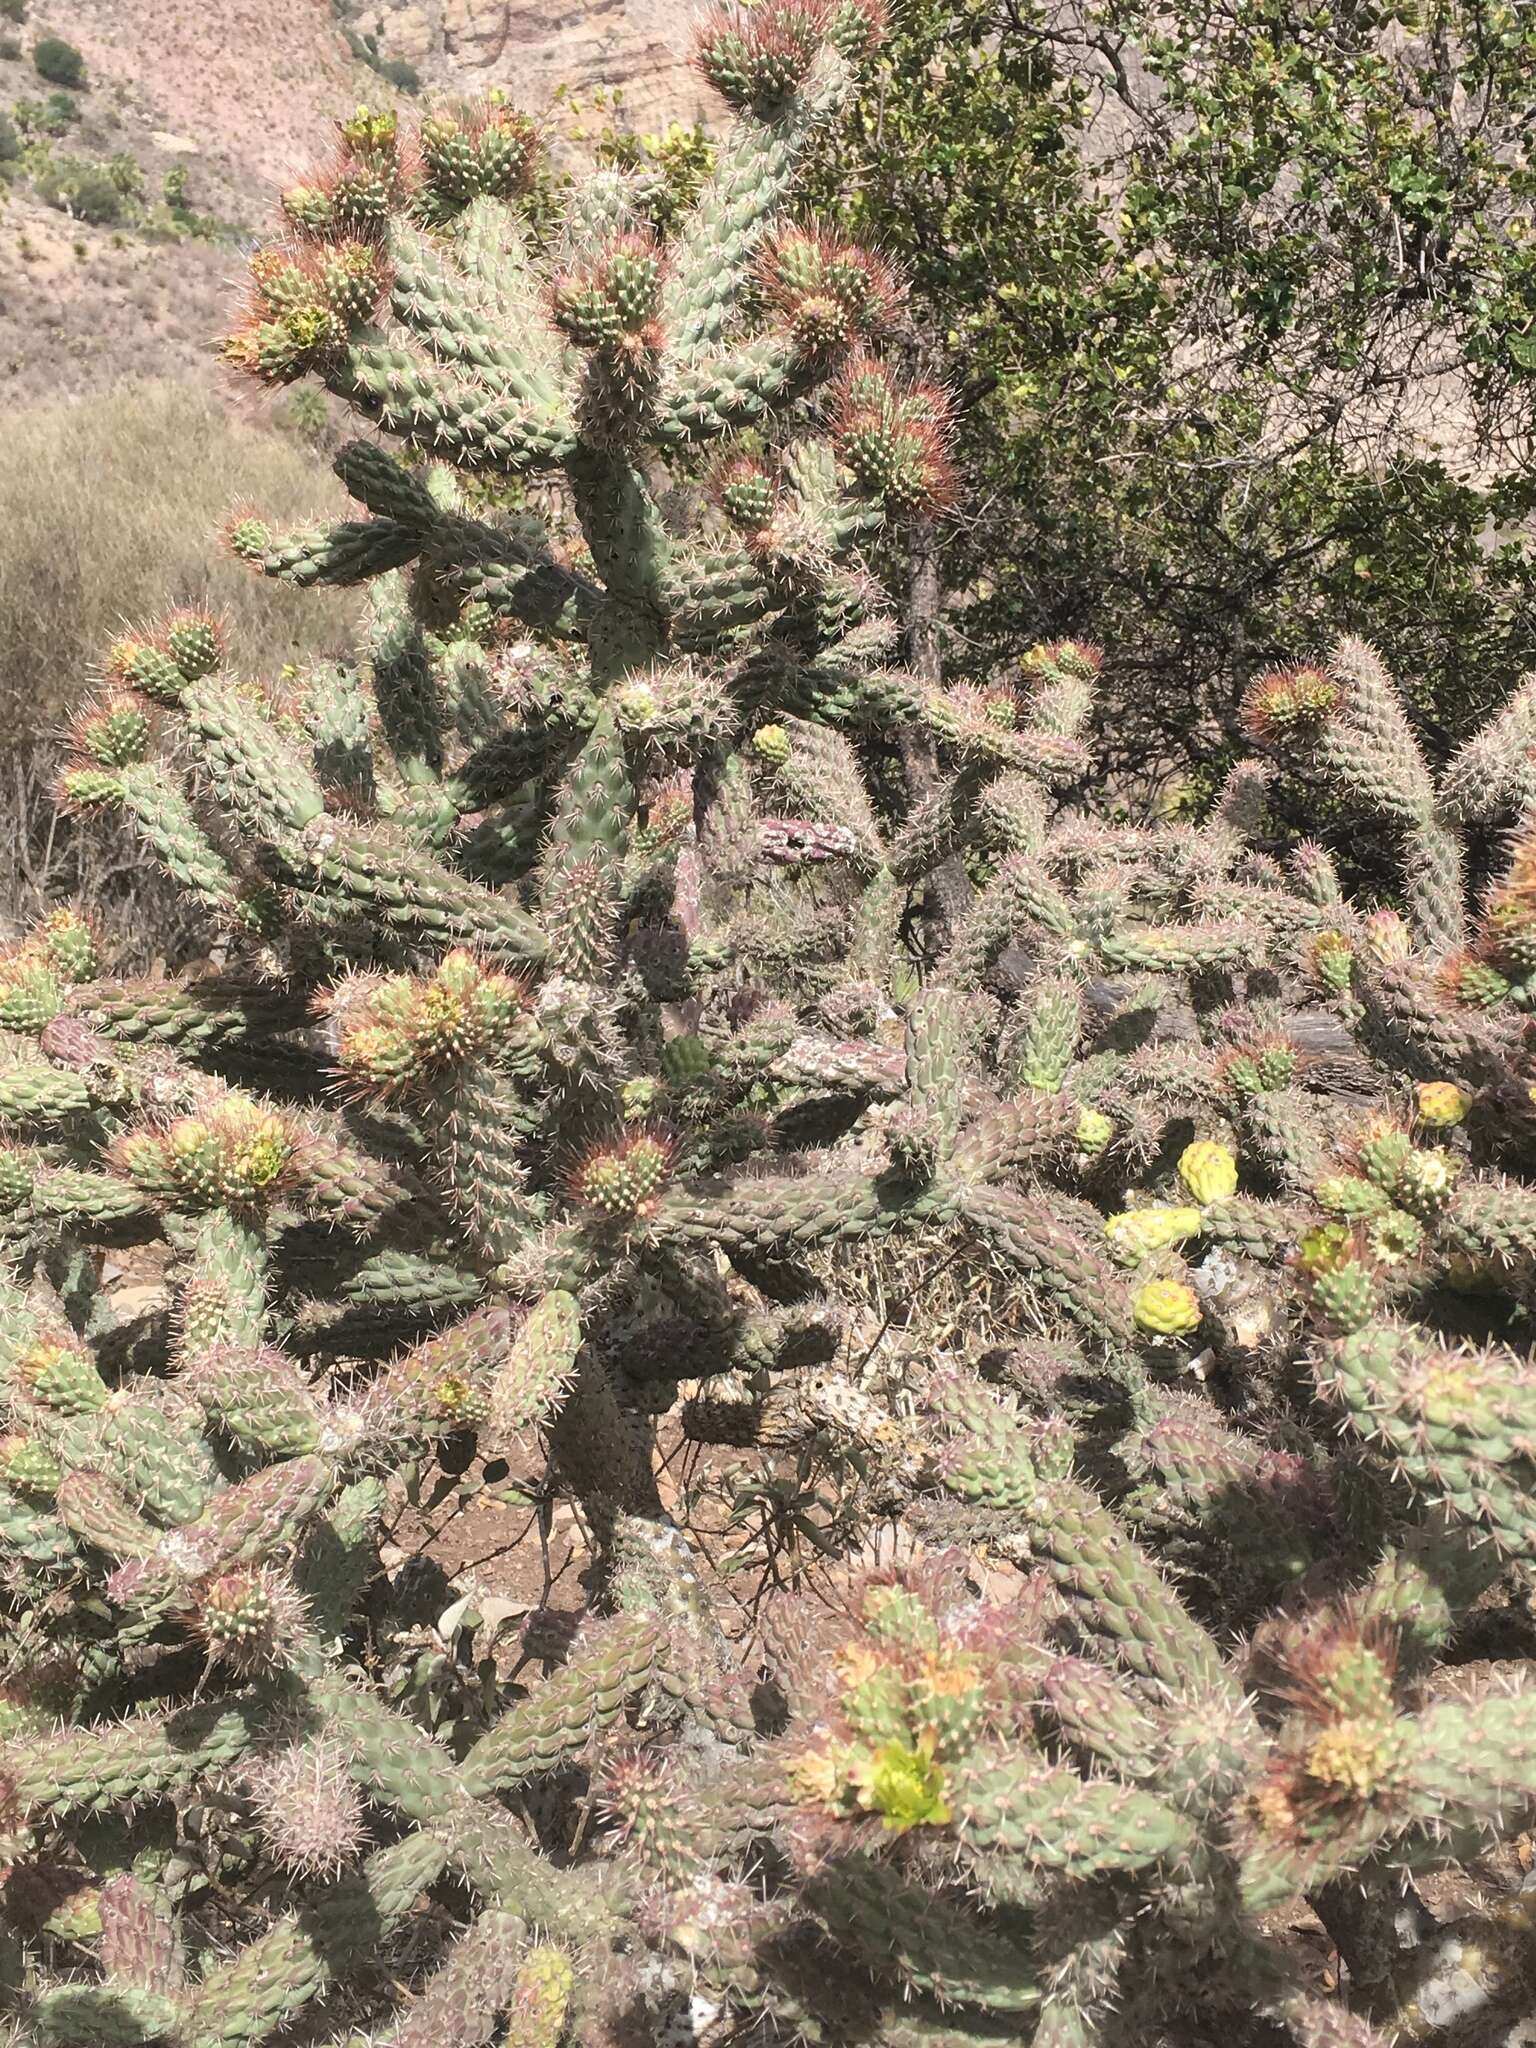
337 0 711 135
0 0 700 402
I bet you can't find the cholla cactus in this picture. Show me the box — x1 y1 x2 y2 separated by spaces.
7 8 1536 2040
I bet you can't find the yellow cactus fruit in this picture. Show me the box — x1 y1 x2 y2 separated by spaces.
1133 1277 1202 1337
1177 1140 1238 1205
1414 1080 1469 1129
1104 1206 1203 1261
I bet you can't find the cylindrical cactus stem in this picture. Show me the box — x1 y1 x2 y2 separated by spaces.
1236 1087 1331 1191
1014 975 1084 1091
1027 1880 1132 2048
177 676 328 836
97 1873 186 2000
546 1348 663 1541
1440 1177 1536 1266
54 1469 161 1561
110 1455 336 1614
179 1209 270 1354
1026 1477 1230 1696
1396 1689 1536 1835
1317 1325 1536 1556
295 1477 387 1641
390 1911 531 2048
289 813 548 962
182 1344 325 1459
1041 1655 1162 1779
1353 958 1511 1086
652 1166 939 1262
0 1060 96 1124
367 1302 515 1441
94 1390 218 1526
955 1182 1139 1359
458 1613 664 1796
942 1090 1082 1185
1355 1524 1502 1669
366 574 447 787
437 1064 540 1265
804 1853 1041 2014
1200 1195 1305 1262
179 1833 449 2048
68 760 263 926
291 1131 408 1231
902 985 973 1163
7 1694 266 1819
25 1984 182 2046
28 1166 151 1230
951 1750 1195 1876
298 1663 468 1823
486 1291 581 1441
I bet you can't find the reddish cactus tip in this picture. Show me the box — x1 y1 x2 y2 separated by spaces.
1240 662 1342 743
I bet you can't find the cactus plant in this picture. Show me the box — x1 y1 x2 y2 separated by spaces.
6 12 1536 2045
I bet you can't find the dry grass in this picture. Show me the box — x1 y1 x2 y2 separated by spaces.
0 373 356 957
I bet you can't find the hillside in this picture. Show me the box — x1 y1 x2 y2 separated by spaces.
0 0 703 403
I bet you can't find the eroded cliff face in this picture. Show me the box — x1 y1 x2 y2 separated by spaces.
2 0 710 402
339 0 711 133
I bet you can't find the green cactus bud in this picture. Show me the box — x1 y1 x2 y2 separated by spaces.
1310 1261 1379 1333
752 721 791 764
1075 1107 1114 1153
163 610 225 681
13 1332 109 1415
621 1075 662 1119
0 951 64 1032
1364 1207 1424 1265
109 637 188 704
1442 953 1511 1008
567 1130 674 1220
660 1034 713 1085
58 766 127 809
37 909 98 982
1315 1174 1390 1220
0 1432 62 1495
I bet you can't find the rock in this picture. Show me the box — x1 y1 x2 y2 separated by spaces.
341 0 711 135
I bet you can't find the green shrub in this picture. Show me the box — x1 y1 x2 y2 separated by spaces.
104 149 143 199
0 34 19 59
31 34 83 87
0 0 26 21
341 23 419 94
34 154 122 223
0 108 16 161
376 53 420 92
12 91 77 135
800 0 1536 858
